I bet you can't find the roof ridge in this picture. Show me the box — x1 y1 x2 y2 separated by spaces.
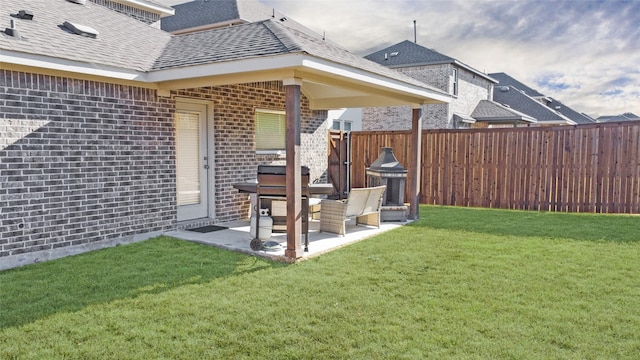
261 19 305 54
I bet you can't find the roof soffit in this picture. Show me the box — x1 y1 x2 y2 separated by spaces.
150 53 451 109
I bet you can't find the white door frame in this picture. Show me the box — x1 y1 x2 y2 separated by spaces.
175 98 216 221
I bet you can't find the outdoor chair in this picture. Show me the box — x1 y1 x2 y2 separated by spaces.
319 185 386 236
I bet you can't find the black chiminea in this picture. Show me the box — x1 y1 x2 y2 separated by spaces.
366 147 408 221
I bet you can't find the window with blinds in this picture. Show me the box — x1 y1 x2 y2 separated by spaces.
175 111 201 206
255 110 285 152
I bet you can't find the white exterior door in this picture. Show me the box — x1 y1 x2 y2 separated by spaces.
175 101 209 221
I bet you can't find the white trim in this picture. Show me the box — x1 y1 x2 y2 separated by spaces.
255 108 285 115
299 57 451 104
2 50 451 105
283 77 303 86
175 98 216 221
255 109 286 153
148 54 304 82
149 53 450 104
0 50 146 81
113 0 175 17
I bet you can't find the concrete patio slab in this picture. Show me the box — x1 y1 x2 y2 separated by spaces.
165 218 408 262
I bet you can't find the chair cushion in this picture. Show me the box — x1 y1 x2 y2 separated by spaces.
345 188 370 217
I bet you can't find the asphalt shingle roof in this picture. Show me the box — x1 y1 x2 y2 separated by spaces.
160 0 318 40
364 40 495 83
152 19 447 95
471 99 536 123
490 72 594 124
1 0 448 98
489 72 545 97
0 0 171 72
364 40 454 68
153 19 296 69
161 0 242 32
596 113 640 122
546 98 594 124
493 85 572 124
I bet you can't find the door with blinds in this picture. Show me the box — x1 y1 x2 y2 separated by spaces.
175 101 209 221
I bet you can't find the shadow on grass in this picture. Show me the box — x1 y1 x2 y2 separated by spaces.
412 206 640 243
0 236 287 329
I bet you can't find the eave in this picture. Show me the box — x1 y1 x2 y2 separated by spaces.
149 53 451 109
0 49 153 88
1 50 451 109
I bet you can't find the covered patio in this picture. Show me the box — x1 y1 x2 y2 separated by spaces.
150 20 451 259
165 217 407 262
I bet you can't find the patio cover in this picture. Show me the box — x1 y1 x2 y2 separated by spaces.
149 19 450 108
0 2 450 259
148 20 451 258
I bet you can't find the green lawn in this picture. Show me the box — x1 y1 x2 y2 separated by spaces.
1 206 639 359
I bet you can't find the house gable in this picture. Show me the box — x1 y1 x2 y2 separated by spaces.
361 40 493 129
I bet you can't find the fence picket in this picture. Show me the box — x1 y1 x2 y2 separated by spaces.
345 123 640 214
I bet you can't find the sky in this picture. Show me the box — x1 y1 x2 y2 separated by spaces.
159 0 640 118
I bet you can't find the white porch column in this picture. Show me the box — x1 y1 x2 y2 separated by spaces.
409 107 422 220
283 78 304 259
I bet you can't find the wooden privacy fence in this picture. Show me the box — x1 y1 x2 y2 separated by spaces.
349 122 640 214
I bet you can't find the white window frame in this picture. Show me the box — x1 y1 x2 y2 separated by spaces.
255 109 286 155
452 68 459 96
332 119 353 132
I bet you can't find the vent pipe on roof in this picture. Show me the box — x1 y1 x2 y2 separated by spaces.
413 20 417 43
18 10 34 20
63 21 98 38
67 0 87 5
4 19 21 39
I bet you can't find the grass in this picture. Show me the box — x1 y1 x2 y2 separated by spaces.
1 206 639 359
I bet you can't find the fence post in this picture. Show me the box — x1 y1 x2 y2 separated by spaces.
409 107 422 220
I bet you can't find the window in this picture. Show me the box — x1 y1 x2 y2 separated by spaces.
175 110 202 206
255 109 285 152
452 68 458 96
332 119 353 131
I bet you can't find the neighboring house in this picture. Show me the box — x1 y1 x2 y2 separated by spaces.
489 72 593 125
596 113 640 123
492 85 577 126
360 40 498 130
328 108 362 132
0 0 448 269
470 99 536 126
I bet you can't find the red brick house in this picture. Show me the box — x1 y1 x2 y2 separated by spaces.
0 0 449 270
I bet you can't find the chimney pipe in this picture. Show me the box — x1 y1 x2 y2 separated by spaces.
413 20 416 43
5 19 21 39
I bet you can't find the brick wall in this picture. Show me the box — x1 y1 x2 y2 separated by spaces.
362 64 493 130
0 70 175 269
0 71 330 270
450 68 493 125
173 82 329 223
